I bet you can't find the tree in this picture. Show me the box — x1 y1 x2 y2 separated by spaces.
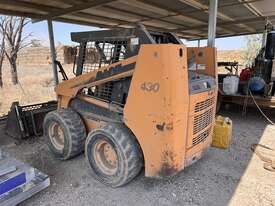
0 17 7 88
0 34 5 88
0 16 31 85
242 34 262 67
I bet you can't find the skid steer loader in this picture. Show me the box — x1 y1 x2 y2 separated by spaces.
43 25 217 187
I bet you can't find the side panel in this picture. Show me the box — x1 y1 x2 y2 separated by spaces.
184 90 216 167
186 91 216 149
185 47 217 167
124 44 189 177
187 47 217 79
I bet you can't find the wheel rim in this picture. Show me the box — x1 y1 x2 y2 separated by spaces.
48 122 65 151
93 138 118 176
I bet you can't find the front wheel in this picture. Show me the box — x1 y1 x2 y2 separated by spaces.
85 123 143 187
43 108 87 160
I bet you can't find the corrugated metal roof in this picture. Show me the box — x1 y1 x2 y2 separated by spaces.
0 0 274 39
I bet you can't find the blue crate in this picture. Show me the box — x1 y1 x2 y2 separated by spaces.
0 172 26 196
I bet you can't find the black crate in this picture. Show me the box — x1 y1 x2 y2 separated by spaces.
5 101 57 139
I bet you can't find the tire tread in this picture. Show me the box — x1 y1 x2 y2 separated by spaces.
44 108 86 160
85 123 143 187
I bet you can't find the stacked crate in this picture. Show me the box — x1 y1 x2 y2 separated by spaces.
0 150 50 205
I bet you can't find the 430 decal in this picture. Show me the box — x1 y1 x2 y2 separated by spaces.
140 82 160 92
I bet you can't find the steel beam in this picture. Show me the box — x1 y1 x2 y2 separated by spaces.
136 0 208 25
207 0 218 47
55 17 112 28
47 0 115 19
190 29 265 41
180 0 255 33
170 15 275 33
262 19 268 48
218 0 263 8
179 0 232 33
239 0 262 16
0 0 53 12
0 8 45 19
136 0 230 35
47 19 59 85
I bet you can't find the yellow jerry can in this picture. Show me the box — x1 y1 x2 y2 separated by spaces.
212 115 232 149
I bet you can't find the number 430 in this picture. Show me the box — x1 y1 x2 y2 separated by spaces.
140 82 160 92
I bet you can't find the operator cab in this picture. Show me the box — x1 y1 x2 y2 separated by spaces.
71 25 215 105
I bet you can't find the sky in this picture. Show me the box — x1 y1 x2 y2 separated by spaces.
184 36 246 50
23 20 246 50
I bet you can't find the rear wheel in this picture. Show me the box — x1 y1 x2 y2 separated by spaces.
43 108 87 160
85 123 143 187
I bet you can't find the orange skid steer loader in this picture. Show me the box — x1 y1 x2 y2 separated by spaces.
43 25 217 187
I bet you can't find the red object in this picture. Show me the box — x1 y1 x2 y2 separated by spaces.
240 68 252 81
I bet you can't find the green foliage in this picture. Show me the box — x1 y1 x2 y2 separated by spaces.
242 34 262 67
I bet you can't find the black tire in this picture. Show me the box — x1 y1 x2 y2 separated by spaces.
43 108 86 160
85 123 143 187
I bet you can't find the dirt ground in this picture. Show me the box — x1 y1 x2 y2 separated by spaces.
0 64 74 116
0 106 275 206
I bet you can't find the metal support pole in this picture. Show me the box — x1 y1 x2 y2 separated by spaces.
207 0 218 47
198 39 201 47
47 19 59 85
261 19 268 49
